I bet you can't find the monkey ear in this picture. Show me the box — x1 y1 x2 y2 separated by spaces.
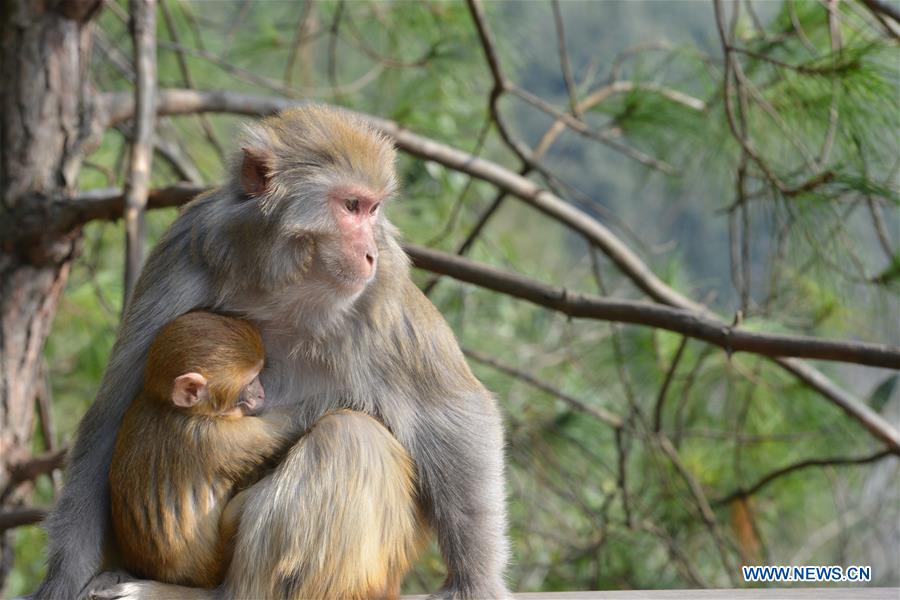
172 372 209 408
240 146 274 198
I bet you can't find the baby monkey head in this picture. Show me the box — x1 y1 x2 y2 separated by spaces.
145 311 266 418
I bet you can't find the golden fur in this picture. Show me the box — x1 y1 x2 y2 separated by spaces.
109 312 295 587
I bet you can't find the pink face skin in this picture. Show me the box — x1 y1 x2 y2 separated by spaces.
328 185 384 289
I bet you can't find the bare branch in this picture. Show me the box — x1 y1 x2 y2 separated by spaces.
507 83 678 174
284 0 317 85
407 244 900 371
159 0 226 161
653 337 689 432
466 0 675 174
464 347 624 428
0 507 48 532
9 448 67 486
551 0 580 118
867 196 896 261
13 181 900 376
156 39 382 99
0 184 204 241
534 80 706 158
860 0 900 24
79 88 900 450
715 449 896 506
122 0 158 307
656 433 739 584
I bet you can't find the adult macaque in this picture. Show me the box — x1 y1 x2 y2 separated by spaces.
37 106 509 600
110 311 422 597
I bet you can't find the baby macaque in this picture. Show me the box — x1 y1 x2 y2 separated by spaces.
108 311 295 587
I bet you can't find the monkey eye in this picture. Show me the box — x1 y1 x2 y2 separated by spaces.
370 203 380 215
345 198 360 213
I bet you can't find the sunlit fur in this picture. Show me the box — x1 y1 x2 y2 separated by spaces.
39 106 509 600
227 411 426 600
142 312 263 413
109 312 297 587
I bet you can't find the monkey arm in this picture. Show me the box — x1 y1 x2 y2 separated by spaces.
36 213 215 599
412 398 510 600
214 409 304 485
218 487 252 545
256 406 308 441
391 283 510 599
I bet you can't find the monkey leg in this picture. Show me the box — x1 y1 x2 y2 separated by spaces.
223 410 424 600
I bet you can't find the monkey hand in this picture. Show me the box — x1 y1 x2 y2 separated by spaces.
84 572 213 600
82 570 137 599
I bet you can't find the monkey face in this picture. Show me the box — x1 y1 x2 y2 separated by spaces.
330 185 381 280
234 107 398 300
303 184 382 294
236 373 265 415
148 312 268 418
171 366 266 418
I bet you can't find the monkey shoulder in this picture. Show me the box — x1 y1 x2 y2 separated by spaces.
363 277 488 400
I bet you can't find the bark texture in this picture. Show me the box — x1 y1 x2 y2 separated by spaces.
0 0 101 589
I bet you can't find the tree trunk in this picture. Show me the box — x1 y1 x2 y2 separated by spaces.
0 0 101 590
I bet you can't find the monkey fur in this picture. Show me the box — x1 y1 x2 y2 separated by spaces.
108 311 295 587
38 106 508 600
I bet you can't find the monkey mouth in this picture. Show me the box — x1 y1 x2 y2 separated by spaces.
335 267 376 292
237 397 263 416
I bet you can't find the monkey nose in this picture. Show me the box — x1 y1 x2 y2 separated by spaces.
365 253 375 266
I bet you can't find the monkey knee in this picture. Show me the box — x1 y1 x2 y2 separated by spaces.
309 409 389 439
302 410 414 480
226 410 422 600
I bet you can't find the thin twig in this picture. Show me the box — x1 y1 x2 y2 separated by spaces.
159 0 226 161
551 0 580 118
0 507 48 532
653 337 689 432
466 0 675 174
464 347 624 428
715 449 895 505
90 88 900 450
327 0 346 102
817 0 843 169
156 39 380 99
284 0 316 85
123 0 158 308
866 197 895 260
656 433 739 585
35 360 62 493
614 427 633 528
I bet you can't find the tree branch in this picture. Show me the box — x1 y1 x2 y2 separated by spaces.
464 347 624 428
714 449 895 506
11 183 900 374
0 507 47 532
122 0 158 306
8 448 67 486
408 245 900 370
0 184 204 241
551 0 580 119
43 87 899 452
860 0 900 24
